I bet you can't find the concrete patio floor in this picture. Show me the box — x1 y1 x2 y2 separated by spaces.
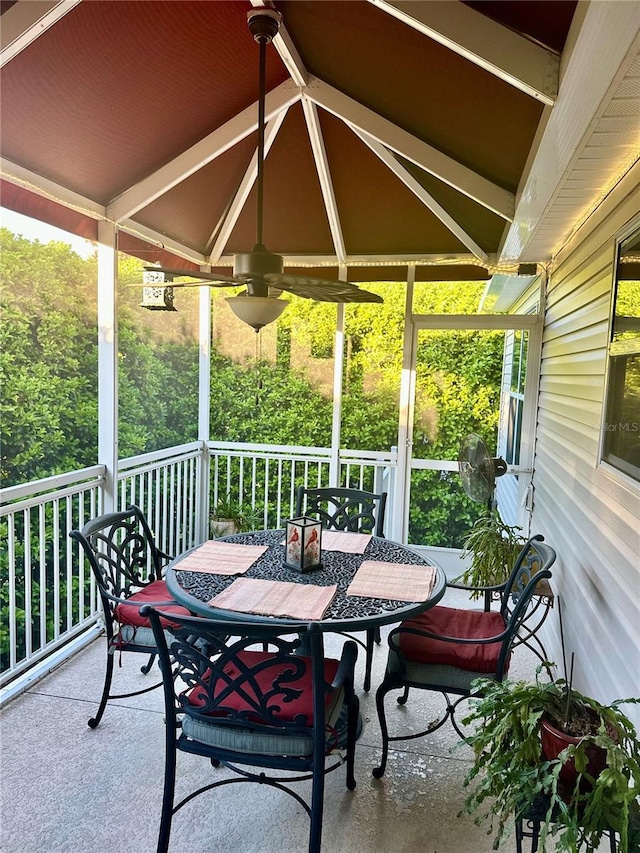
1 591 549 853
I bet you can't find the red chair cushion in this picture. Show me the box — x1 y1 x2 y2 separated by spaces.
114 579 190 627
187 650 340 725
398 605 508 673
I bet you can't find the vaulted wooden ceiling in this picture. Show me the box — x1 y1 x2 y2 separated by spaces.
1 1 638 282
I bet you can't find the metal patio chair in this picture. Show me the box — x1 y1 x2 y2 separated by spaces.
144 607 361 853
372 534 556 778
70 504 190 728
295 485 388 691
447 571 555 664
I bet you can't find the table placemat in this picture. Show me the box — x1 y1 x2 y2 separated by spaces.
210 577 338 620
320 530 372 554
347 561 437 602
176 540 268 575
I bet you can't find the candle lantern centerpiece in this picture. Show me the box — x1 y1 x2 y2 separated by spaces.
284 517 322 572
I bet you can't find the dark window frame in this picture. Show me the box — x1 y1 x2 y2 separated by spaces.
601 223 640 483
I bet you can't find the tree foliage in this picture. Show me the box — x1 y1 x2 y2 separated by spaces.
0 230 98 482
1 230 505 549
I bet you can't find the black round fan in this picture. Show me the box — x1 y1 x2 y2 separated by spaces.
458 433 507 505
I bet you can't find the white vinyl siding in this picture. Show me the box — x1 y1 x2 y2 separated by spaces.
531 164 640 726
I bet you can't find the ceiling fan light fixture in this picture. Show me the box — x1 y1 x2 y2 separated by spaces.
226 294 286 332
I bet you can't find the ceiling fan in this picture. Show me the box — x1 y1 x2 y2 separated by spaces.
141 8 382 330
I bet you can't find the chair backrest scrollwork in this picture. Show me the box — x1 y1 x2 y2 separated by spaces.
70 504 168 616
147 611 334 741
495 535 556 676
295 486 387 537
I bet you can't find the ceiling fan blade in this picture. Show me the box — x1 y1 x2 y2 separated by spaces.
164 279 243 289
144 265 239 284
265 274 383 303
129 279 215 288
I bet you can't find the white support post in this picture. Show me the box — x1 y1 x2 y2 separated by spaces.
97 221 118 514
197 284 211 542
518 274 545 537
393 266 416 543
329 268 347 487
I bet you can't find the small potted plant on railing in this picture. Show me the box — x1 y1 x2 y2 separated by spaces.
210 496 262 538
460 664 640 851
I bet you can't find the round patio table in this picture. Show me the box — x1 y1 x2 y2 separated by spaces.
166 528 446 633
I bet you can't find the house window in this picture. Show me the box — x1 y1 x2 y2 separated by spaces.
503 329 528 466
602 227 640 481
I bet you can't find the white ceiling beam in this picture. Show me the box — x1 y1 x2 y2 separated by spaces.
0 0 82 68
1 157 206 263
500 2 640 263
207 109 289 263
352 127 488 262
117 220 207 266
367 0 558 105
107 80 301 223
272 24 308 87
249 0 309 86
0 158 105 219
304 77 514 221
302 100 346 264
213 252 490 268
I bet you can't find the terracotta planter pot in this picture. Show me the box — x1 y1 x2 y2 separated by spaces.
540 715 608 797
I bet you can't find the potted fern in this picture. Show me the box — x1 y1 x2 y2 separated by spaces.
460 666 640 851
457 509 526 591
210 496 262 538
